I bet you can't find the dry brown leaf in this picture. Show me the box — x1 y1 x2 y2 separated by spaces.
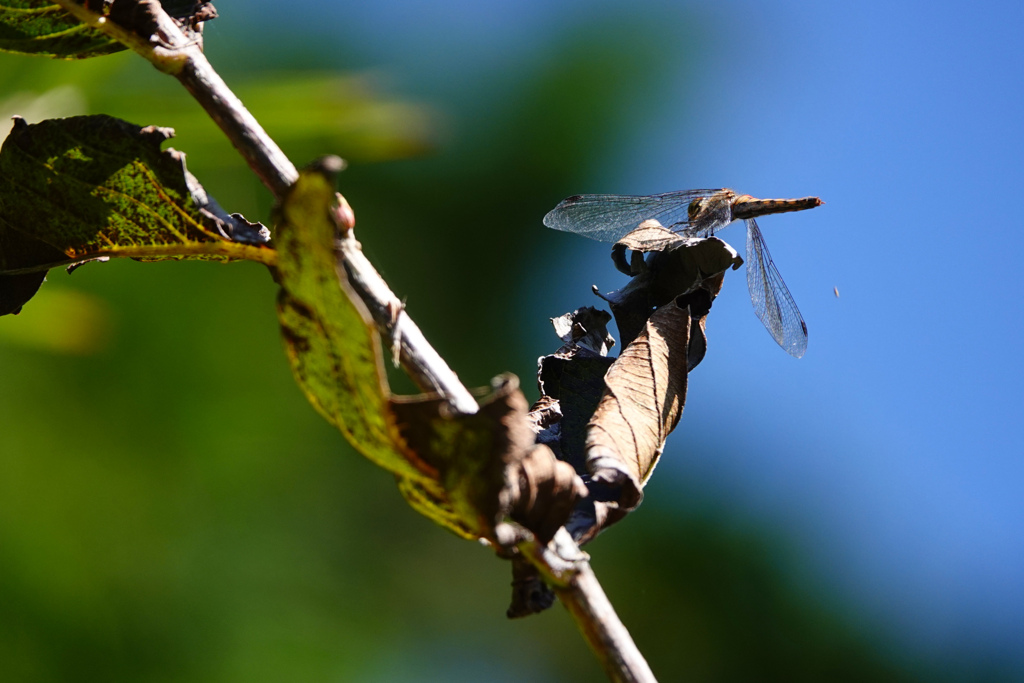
532 307 616 475
392 375 586 543
612 219 692 254
513 233 744 610
506 443 587 544
599 228 741 348
586 302 691 512
506 555 555 618
533 235 741 545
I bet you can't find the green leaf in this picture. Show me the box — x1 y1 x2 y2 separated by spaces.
0 114 274 315
272 159 441 487
274 164 586 541
0 1 125 59
396 477 481 541
272 162 586 542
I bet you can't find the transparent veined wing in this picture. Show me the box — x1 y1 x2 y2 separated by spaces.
543 189 723 243
744 218 808 358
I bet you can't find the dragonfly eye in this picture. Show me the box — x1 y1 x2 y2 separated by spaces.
687 198 703 221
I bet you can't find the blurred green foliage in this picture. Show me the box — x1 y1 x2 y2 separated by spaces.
0 9 1013 683
0 286 111 353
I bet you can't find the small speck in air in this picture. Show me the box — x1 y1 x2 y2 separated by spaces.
834 287 840 298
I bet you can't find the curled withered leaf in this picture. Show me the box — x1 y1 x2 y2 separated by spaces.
550 306 615 356
392 374 586 542
542 233 743 545
528 307 620 556
586 302 692 514
612 218 691 255
506 221 750 616
507 442 588 544
513 307 621 617
579 233 741 533
507 555 556 618
597 222 741 348
534 307 616 475
501 436 589 619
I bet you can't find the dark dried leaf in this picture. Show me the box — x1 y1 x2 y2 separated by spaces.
598 229 741 348
507 556 555 618
392 374 586 542
534 307 616 474
507 442 587 543
549 306 615 356
0 114 272 315
532 235 743 547
537 355 615 472
529 308 620 553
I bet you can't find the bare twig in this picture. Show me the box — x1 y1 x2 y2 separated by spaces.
54 0 477 414
337 233 478 412
55 0 296 196
59 1 656 679
518 528 657 683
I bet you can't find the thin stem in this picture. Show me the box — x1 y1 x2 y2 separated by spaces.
519 529 657 683
56 0 477 413
56 0 297 196
337 233 479 412
59 3 654 679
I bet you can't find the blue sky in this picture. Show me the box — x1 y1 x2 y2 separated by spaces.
236 0 1024 667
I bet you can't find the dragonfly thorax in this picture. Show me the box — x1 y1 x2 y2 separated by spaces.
685 190 737 236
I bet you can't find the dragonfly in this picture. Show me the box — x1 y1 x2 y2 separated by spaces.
543 188 823 358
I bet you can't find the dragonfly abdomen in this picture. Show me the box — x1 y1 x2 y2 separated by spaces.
731 195 823 221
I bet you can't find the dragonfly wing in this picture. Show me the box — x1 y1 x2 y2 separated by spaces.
543 189 720 243
745 219 808 358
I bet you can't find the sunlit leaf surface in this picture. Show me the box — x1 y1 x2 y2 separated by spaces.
0 114 273 314
0 1 124 59
272 161 438 484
